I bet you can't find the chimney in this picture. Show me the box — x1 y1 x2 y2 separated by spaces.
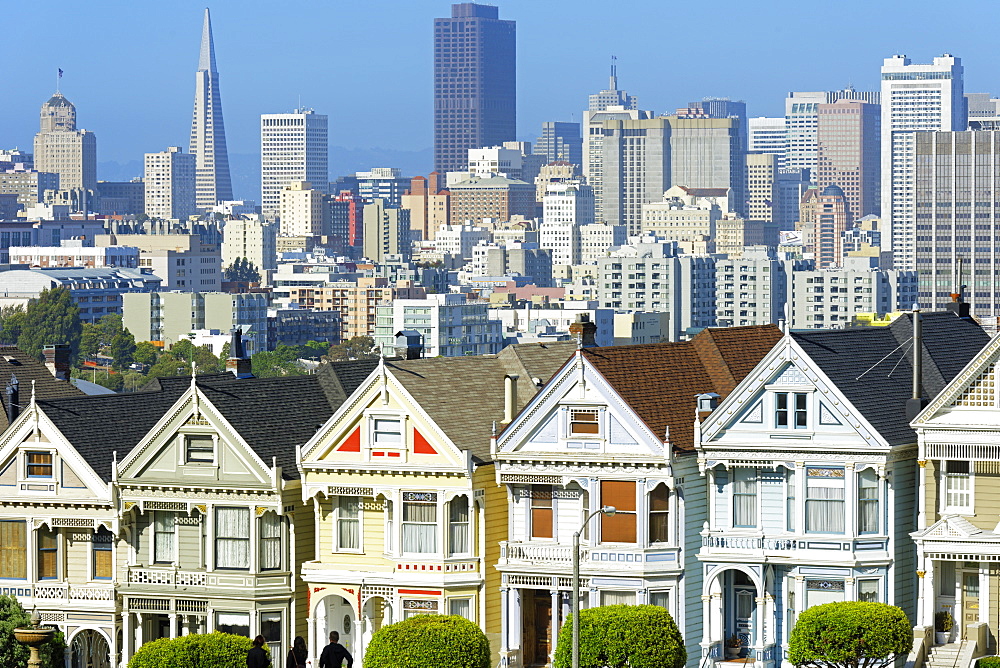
569 313 598 348
393 330 423 360
43 344 71 381
906 307 928 420
946 261 972 320
503 374 519 423
696 392 720 421
5 374 18 423
226 328 253 378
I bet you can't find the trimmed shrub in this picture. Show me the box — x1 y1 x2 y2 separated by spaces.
127 632 259 668
363 614 490 668
0 594 65 668
978 657 1000 668
553 604 686 668
788 601 911 668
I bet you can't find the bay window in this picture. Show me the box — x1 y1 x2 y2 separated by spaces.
733 468 757 528
153 512 176 564
0 521 26 579
648 484 669 543
93 527 113 579
37 528 58 579
530 486 553 539
805 468 845 533
600 480 636 543
402 493 437 554
448 495 469 556
335 497 360 551
260 513 281 570
215 507 250 569
943 460 972 512
857 469 879 534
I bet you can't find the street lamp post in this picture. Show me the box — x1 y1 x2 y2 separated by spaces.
572 505 616 668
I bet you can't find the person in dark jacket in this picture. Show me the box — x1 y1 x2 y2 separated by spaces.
286 635 308 668
247 635 271 668
318 631 353 668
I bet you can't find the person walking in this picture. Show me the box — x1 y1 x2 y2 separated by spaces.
247 635 272 668
286 636 308 668
318 631 353 668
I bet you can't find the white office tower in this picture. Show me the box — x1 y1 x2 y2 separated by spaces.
785 87 881 177
748 117 787 169
144 147 196 220
880 55 966 270
260 108 328 217
189 9 233 211
539 181 595 265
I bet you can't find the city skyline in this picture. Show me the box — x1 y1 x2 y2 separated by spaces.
1 0 997 192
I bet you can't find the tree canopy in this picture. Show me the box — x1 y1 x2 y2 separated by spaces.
327 336 379 362
0 594 66 668
17 286 82 362
223 257 261 283
553 605 686 668
0 306 26 346
788 601 911 668
363 615 489 668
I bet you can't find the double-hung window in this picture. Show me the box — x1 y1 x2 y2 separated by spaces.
37 528 57 579
733 469 757 528
569 409 600 436
805 468 845 533
335 497 360 551
93 527 113 579
402 493 437 554
374 419 402 446
857 469 879 534
215 507 250 569
153 512 175 564
648 484 669 543
600 481 636 543
0 521 26 579
185 435 214 464
26 452 53 478
530 486 553 539
260 513 281 570
775 392 808 429
448 495 469 556
943 460 972 512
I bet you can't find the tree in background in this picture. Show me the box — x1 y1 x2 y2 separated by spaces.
223 257 261 283
788 602 911 668
0 594 66 668
133 342 158 367
0 306 26 346
327 336 379 362
17 287 82 362
553 605 685 668
364 615 489 668
110 328 137 371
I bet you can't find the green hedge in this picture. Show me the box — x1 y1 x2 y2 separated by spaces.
363 614 490 668
0 595 66 668
553 605 686 668
788 601 911 668
978 657 1000 668
127 632 260 668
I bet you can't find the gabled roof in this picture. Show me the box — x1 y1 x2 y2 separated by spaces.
386 342 576 462
37 360 378 482
791 312 989 446
0 346 83 432
581 325 782 453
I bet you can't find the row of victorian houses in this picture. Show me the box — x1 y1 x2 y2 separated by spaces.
1 306 998 668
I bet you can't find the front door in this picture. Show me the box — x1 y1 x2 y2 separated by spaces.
728 571 757 658
961 571 980 639
534 595 552 666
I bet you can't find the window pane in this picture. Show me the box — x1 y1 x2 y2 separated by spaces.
449 496 469 555
571 410 600 435
374 419 401 444
0 521 27 579
806 471 845 534
185 435 214 463
154 513 175 563
601 513 636 543
93 528 113 579
649 484 669 543
600 481 636 512
650 591 669 609
531 487 553 539
37 529 57 579
449 598 471 620
216 612 250 636
858 580 879 602
260 514 281 570
733 469 757 527
27 452 53 477
600 590 636 605
260 611 282 642
402 501 437 553
858 470 879 534
215 507 250 569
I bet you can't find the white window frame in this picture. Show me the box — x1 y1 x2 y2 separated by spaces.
565 405 604 439
941 460 974 515
183 433 217 465
805 468 846 534
401 492 439 555
448 495 470 556
732 468 758 529
447 596 474 621
857 469 880 535
774 391 810 429
152 510 177 565
333 496 363 554
259 512 283 570
91 526 114 581
364 411 408 461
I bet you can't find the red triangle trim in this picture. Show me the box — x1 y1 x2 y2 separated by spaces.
337 426 361 452
413 428 438 455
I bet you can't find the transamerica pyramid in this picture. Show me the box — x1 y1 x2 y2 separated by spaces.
189 8 233 210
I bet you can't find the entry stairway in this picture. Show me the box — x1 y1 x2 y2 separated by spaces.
925 642 966 668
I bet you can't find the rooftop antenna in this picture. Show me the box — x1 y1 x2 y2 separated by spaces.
610 55 618 90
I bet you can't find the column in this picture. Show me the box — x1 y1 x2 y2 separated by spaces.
306 616 317 667
845 577 857 602
120 610 132 666
700 594 712 651
844 464 856 539
133 612 143 654
549 589 561 663
499 588 509 656
923 558 935 628
206 607 215 632
979 563 989 625
169 613 178 639
754 597 766 653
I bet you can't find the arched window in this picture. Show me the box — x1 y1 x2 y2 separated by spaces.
648 484 669 543
449 495 469 556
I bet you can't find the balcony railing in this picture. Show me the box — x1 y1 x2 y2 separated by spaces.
502 542 579 563
9 583 115 603
124 566 291 591
500 541 680 569
701 535 797 551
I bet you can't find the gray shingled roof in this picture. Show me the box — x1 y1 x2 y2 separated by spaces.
791 312 989 446
0 346 84 432
387 342 576 463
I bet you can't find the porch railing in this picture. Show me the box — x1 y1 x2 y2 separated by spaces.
701 536 797 550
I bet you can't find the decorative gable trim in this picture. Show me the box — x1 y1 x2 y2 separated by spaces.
413 429 438 455
336 427 361 452
916 334 1000 424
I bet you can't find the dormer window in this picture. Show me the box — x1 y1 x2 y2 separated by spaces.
26 452 53 478
185 435 215 464
374 419 402 446
569 409 600 436
775 393 808 429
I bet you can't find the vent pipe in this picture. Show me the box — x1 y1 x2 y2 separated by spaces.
503 374 519 423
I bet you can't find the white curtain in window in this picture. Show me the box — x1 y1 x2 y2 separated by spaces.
858 580 879 602
449 497 469 555
402 502 436 553
449 598 471 619
600 590 636 606
154 513 175 563
215 507 250 569
858 470 879 534
260 513 281 570
338 497 360 550
733 469 757 527
806 486 845 533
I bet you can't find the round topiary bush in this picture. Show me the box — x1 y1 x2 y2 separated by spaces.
553 604 686 668
363 614 490 668
127 632 259 668
788 601 911 668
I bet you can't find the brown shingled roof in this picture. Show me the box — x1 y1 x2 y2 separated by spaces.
582 325 781 453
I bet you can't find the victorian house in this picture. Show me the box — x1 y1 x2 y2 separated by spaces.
911 325 1000 664
493 325 782 668
695 311 987 668
298 342 573 666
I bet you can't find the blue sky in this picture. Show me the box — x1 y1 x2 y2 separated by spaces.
2 0 996 189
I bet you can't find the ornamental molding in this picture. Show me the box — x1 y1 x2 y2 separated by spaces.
499 461 669 476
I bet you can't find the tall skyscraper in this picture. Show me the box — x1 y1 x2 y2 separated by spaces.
189 8 233 211
688 97 748 154
748 117 787 169
914 130 1000 320
534 122 583 166
816 100 880 223
881 55 966 271
785 87 880 177
668 116 746 216
33 92 97 198
601 118 670 235
433 3 516 174
260 108 328 217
